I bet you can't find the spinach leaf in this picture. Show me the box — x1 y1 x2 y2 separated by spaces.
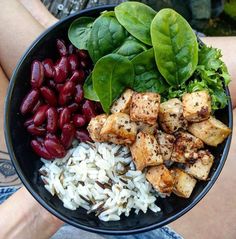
151 8 198 86
92 54 134 113
132 48 169 93
87 11 128 62
115 2 156 45
115 37 148 60
83 74 100 102
68 17 94 50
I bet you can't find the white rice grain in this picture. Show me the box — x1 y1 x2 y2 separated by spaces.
40 142 161 221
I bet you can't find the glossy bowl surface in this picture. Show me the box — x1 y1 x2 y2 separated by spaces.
4 5 233 235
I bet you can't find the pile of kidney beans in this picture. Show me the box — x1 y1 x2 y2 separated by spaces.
20 39 101 160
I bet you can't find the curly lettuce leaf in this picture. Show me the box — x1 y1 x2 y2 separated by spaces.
163 45 230 111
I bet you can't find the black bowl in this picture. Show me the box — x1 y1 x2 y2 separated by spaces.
4 5 233 235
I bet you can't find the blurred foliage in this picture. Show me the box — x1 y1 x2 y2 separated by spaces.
224 0 236 20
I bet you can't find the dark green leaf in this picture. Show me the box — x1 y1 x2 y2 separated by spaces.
151 8 198 86
92 54 134 113
83 74 100 102
115 37 148 60
131 48 169 93
115 2 156 45
68 17 94 50
87 11 128 62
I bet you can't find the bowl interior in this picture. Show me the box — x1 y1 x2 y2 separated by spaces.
4 6 233 235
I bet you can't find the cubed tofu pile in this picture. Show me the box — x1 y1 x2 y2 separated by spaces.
87 89 231 199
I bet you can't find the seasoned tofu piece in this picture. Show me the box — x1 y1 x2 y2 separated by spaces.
146 165 174 196
171 168 197 198
184 150 214 180
87 114 108 142
155 130 175 161
182 90 211 122
188 116 231 147
136 121 158 135
171 131 204 163
130 132 163 171
130 92 160 125
159 98 187 133
110 89 134 114
100 113 137 145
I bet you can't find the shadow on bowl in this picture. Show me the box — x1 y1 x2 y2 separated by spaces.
4 5 233 235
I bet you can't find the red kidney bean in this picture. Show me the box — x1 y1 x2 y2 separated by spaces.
80 59 90 69
46 107 58 133
56 83 64 92
75 129 92 142
68 44 75 54
20 89 40 115
24 117 34 127
69 69 85 84
94 102 104 114
33 105 49 126
32 99 42 114
31 139 53 160
46 79 56 90
73 114 86 127
59 81 75 106
27 124 46 136
44 139 66 158
61 123 75 149
56 39 68 56
57 107 64 114
59 107 71 129
31 60 44 89
40 86 57 106
67 102 79 113
45 133 60 143
42 59 55 78
77 49 88 59
82 100 96 122
54 56 69 83
68 54 79 72
74 84 84 104
36 137 44 145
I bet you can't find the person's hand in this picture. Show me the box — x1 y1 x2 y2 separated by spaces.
0 187 64 239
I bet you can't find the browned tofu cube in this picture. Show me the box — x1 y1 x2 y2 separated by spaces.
130 132 163 171
171 168 197 198
110 89 134 114
159 98 187 133
87 114 108 142
130 92 160 125
155 130 175 161
183 90 211 122
184 150 214 180
100 113 137 145
188 116 231 147
146 165 174 196
171 131 204 163
136 121 158 135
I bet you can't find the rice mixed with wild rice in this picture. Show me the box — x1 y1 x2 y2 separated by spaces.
39 142 160 221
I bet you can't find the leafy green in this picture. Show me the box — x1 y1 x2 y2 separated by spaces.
87 11 128 62
151 8 198 86
189 46 230 110
92 54 134 113
162 46 230 110
83 74 99 102
131 48 169 93
115 37 148 60
115 2 156 45
68 17 94 50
